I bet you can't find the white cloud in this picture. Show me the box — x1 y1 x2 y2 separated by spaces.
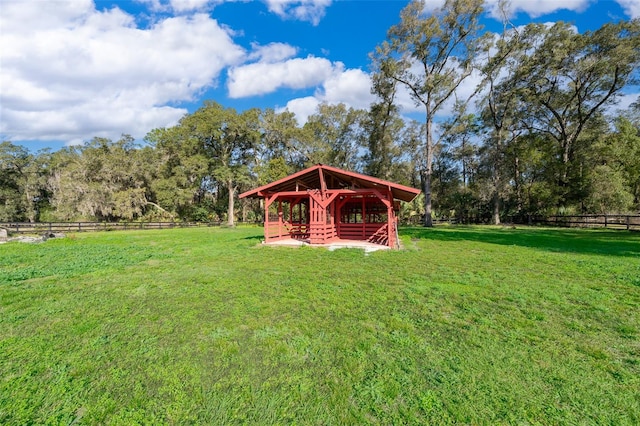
135 0 219 13
227 56 336 98
0 1 245 144
280 67 375 124
485 0 590 19
264 0 332 25
614 92 640 113
615 0 640 18
422 0 446 12
247 42 298 63
170 0 214 12
321 68 374 109
280 96 321 124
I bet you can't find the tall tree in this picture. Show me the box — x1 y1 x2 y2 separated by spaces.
145 126 210 220
514 20 640 207
47 136 150 221
178 101 260 226
373 0 484 226
0 141 40 221
364 71 405 180
303 103 366 171
586 115 640 212
476 13 526 224
259 108 307 170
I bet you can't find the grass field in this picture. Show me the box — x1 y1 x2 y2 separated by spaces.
1 225 639 425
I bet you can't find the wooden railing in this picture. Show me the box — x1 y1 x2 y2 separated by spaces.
528 215 640 231
0 221 224 234
338 222 388 243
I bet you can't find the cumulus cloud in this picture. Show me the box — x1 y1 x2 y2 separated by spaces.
0 0 245 144
421 0 598 22
321 68 374 108
227 56 336 98
134 0 219 13
484 0 590 19
281 97 322 124
264 0 332 25
422 0 446 12
615 0 640 18
614 92 640 113
247 42 298 63
280 67 375 124
170 0 214 12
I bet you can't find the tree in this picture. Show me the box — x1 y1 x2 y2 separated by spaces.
373 0 485 226
178 101 261 226
364 71 405 180
145 126 211 220
47 136 151 221
513 20 640 207
303 103 366 171
259 108 307 170
476 15 526 224
442 112 481 222
0 142 36 221
585 116 640 212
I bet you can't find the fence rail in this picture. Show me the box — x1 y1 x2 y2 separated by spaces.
2 216 638 234
527 214 640 231
0 221 223 234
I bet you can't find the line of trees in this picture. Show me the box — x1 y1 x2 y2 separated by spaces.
2 0 639 226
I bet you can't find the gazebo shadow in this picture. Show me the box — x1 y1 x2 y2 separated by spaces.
401 226 640 258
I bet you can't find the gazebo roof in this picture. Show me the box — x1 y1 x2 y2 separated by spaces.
240 164 421 202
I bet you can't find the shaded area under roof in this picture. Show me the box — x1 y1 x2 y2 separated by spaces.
240 164 421 203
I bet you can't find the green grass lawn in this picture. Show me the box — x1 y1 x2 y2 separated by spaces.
1 226 639 424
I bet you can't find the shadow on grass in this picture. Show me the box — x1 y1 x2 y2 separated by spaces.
242 232 263 240
401 225 640 258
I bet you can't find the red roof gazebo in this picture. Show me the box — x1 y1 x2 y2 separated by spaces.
240 164 421 249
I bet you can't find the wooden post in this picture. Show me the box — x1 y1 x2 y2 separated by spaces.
264 197 269 241
278 200 282 238
361 196 366 239
627 215 631 231
387 202 394 248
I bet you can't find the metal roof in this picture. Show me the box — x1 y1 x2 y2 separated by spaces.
240 164 421 202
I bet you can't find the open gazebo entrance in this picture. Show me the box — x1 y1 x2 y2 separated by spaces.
241 164 421 249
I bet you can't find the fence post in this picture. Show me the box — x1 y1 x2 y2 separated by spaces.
627 215 631 231
604 214 607 228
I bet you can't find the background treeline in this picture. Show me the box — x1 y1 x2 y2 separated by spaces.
2 0 639 226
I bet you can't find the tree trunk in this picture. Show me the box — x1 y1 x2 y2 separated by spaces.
514 155 523 215
492 190 501 225
24 187 35 223
227 179 235 227
242 201 248 223
422 169 433 227
423 115 434 227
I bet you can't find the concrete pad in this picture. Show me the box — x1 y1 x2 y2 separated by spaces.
263 238 389 252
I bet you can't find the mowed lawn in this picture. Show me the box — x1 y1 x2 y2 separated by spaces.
1 226 639 425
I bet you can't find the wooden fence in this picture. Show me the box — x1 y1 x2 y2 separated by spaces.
403 214 639 231
0 221 223 234
526 214 640 231
2 216 638 234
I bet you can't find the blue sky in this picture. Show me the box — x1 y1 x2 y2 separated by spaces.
1 0 638 152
